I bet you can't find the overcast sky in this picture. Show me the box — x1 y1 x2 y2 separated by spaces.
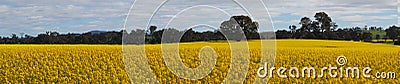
0 0 397 36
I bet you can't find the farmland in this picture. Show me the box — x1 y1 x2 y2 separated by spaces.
0 40 399 83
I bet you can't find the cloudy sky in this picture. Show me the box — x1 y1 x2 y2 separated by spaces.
0 0 397 36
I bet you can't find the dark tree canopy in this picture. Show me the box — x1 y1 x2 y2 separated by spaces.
149 26 157 35
386 25 399 42
314 12 333 32
221 15 260 40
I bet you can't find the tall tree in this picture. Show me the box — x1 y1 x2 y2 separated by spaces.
385 25 399 42
149 26 157 35
289 25 297 38
314 12 332 32
220 15 259 40
299 17 312 32
289 25 297 33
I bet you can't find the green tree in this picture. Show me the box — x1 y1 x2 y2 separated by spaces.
289 25 297 33
314 12 333 32
385 25 399 42
220 15 259 40
149 26 157 35
299 17 312 32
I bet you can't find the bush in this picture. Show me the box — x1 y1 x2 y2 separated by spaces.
395 37 400 45
394 41 400 45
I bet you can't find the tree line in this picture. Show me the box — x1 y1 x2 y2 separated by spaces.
275 12 400 45
1 12 399 45
0 31 122 44
124 15 260 44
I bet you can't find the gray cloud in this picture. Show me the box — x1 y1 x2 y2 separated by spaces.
0 0 131 36
0 0 397 36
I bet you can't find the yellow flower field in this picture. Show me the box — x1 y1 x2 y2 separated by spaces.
0 40 399 83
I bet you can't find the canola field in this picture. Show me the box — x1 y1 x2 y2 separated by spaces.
0 40 399 83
